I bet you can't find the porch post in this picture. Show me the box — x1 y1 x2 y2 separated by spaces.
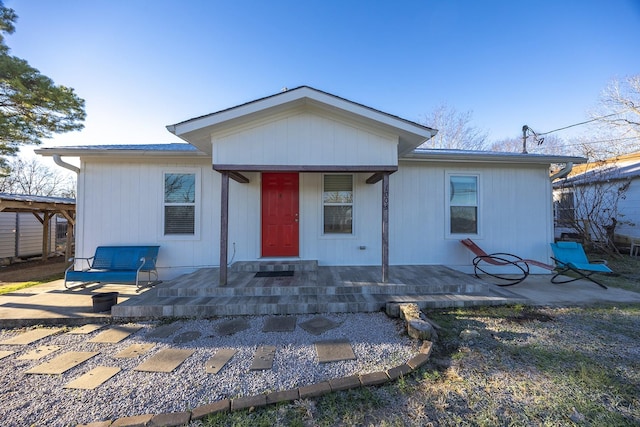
382 172 389 283
220 171 229 285
42 212 51 261
66 217 74 261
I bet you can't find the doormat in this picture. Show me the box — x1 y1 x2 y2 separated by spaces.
254 271 294 278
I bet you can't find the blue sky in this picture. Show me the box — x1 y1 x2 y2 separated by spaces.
5 0 640 151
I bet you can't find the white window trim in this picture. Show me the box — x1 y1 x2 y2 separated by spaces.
445 171 481 239
160 168 201 241
321 173 355 238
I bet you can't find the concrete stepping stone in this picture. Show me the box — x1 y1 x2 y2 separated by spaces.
133 349 195 373
64 366 121 390
216 318 250 336
17 345 61 360
88 326 141 344
250 345 276 371
114 343 155 358
315 339 356 363
205 349 237 374
25 351 99 375
262 316 297 332
0 350 14 360
0 327 62 345
299 316 340 335
173 331 201 344
68 324 105 335
146 323 183 339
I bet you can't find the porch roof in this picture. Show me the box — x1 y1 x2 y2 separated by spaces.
0 193 75 213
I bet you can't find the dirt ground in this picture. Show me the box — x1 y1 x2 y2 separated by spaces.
0 256 69 283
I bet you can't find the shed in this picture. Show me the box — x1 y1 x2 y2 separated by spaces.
0 193 76 262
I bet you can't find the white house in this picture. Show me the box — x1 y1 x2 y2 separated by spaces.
36 86 585 282
553 151 640 248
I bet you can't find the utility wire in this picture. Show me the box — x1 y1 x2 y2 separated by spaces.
538 111 627 136
548 136 638 149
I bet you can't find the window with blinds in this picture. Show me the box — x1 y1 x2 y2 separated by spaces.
164 173 196 235
323 174 353 234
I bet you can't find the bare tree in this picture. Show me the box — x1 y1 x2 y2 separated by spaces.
597 74 640 136
0 156 75 197
580 74 640 159
489 134 567 155
554 162 632 255
419 103 488 150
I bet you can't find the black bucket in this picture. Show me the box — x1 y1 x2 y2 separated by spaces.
92 292 119 313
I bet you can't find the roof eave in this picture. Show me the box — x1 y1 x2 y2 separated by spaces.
401 150 587 165
35 147 208 158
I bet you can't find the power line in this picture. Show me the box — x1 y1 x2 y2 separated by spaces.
537 111 627 136
546 136 638 149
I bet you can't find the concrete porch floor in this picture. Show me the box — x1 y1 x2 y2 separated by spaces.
111 265 528 318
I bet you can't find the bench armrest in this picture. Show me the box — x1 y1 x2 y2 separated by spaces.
67 256 95 271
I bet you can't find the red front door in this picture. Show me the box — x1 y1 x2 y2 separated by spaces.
261 173 299 257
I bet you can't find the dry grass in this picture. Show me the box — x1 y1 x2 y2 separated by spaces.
203 304 639 426
413 304 640 426
0 256 67 295
201 255 640 427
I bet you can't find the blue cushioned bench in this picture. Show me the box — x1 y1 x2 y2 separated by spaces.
65 246 161 291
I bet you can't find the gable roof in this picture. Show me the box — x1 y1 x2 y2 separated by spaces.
166 86 437 156
35 86 586 169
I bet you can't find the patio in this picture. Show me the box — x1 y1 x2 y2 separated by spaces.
111 262 526 319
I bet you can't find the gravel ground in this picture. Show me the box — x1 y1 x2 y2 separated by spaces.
0 312 417 427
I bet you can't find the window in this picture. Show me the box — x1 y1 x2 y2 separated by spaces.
554 191 575 227
164 172 196 235
323 174 353 234
448 174 478 234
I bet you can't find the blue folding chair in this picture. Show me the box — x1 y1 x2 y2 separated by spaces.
550 241 612 289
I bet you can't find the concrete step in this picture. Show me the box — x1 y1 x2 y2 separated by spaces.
230 260 318 272
111 292 525 319
157 281 487 298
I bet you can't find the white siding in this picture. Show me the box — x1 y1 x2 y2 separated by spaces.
226 163 554 268
298 173 382 265
75 158 556 277
75 158 220 279
212 112 398 167
389 162 554 272
224 173 381 266
615 178 640 239
0 212 56 259
0 213 16 258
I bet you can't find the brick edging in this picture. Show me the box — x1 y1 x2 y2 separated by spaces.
78 309 434 427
